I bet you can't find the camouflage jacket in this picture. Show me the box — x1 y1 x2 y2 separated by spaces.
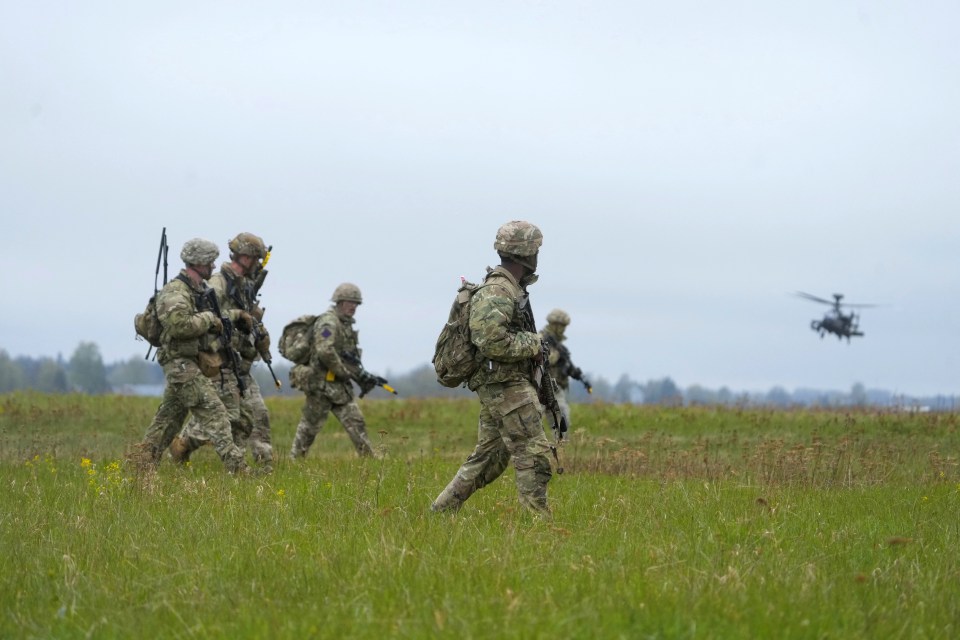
306 306 361 392
539 326 575 390
467 266 541 390
155 270 219 365
208 263 269 367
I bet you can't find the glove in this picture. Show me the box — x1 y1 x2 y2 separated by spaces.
234 311 254 333
200 311 222 334
356 371 377 397
250 305 265 321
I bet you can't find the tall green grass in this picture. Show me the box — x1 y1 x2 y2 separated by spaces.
1 393 958 638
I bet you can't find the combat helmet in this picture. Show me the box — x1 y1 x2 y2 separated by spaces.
228 232 266 260
494 220 542 271
332 282 363 304
546 308 571 326
180 238 219 266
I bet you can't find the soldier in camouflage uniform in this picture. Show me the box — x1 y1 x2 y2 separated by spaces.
130 238 249 474
288 283 378 459
431 221 554 516
170 233 275 472
539 308 587 434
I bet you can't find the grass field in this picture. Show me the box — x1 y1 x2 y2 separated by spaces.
1 392 958 638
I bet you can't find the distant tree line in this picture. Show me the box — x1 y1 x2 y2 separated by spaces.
1 343 954 410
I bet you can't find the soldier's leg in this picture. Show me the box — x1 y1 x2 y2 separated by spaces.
173 375 242 463
184 374 247 473
431 395 510 512
138 389 189 466
289 391 330 459
233 398 254 452
499 384 553 515
331 401 376 457
242 375 273 467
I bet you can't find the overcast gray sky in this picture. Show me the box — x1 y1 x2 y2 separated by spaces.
2 1 958 396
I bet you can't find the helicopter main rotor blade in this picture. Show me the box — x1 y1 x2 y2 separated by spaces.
794 291 834 305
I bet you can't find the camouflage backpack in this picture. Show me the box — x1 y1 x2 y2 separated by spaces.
278 314 317 364
134 296 163 347
432 279 488 388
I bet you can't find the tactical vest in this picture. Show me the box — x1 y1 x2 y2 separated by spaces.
156 274 218 365
466 270 537 390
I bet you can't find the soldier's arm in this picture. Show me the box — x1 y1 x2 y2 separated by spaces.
470 285 540 362
209 276 251 329
157 285 216 339
311 319 352 379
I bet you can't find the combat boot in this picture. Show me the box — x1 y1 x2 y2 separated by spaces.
225 458 251 475
430 476 475 513
169 436 195 464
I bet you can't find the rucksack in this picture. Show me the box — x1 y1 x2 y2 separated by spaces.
134 296 163 348
279 314 317 364
432 279 487 388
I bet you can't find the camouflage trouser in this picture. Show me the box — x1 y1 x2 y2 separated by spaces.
432 380 553 514
138 359 246 473
545 386 571 433
290 387 375 458
179 371 273 465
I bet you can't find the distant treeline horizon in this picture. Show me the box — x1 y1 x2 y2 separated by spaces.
1 343 956 411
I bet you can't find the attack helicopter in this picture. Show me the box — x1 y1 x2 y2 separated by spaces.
794 292 877 342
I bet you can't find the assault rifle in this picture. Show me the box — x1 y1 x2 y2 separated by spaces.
518 293 567 474
340 351 398 398
201 287 246 396
251 314 282 389
543 334 592 394
145 227 169 360
251 245 280 388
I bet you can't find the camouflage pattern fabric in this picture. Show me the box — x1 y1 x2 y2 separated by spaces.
433 265 552 516
155 271 221 363
289 306 376 458
239 375 272 464
466 267 541 391
432 381 552 514
290 385 375 457
178 371 272 466
175 263 274 467
207 263 263 364
180 238 219 265
134 271 246 473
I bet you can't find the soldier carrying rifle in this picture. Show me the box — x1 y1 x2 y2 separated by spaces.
431 221 556 517
288 282 388 459
170 232 277 473
128 238 249 474
539 308 591 439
